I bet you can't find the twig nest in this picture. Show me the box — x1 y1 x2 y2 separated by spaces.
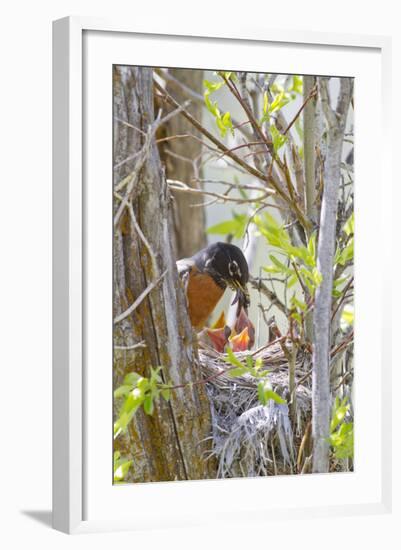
199 343 312 477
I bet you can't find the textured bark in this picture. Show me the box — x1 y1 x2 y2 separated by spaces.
164 69 207 258
113 66 215 482
303 75 317 226
312 77 353 473
303 75 317 344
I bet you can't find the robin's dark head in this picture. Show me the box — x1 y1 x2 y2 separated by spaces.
193 242 250 313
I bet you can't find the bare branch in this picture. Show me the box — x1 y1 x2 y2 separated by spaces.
249 275 288 316
114 341 146 350
156 68 254 142
113 270 167 324
167 178 274 204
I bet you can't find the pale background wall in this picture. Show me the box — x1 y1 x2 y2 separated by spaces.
0 1 399 548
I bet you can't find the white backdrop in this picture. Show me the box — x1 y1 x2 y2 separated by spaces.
0 0 399 548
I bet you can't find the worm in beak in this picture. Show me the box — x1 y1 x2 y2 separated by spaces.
230 281 250 315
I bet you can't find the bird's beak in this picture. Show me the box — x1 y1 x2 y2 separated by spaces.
230 281 250 314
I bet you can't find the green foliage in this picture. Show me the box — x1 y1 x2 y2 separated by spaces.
113 366 172 439
261 76 302 126
257 211 354 329
257 379 286 406
332 212 354 302
217 71 237 82
223 347 285 405
204 78 234 138
288 75 303 97
113 451 132 483
255 212 320 296
207 211 247 239
341 304 354 330
328 397 354 460
261 90 290 124
334 212 354 268
270 124 288 152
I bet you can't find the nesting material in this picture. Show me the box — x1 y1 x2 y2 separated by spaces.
199 342 312 477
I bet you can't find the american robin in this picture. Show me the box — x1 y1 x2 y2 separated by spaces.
176 242 250 331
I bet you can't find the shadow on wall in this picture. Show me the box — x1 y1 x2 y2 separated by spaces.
21 510 52 529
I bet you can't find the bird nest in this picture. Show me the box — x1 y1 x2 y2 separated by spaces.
199 342 312 477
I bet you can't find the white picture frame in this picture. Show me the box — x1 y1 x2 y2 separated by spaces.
52 16 393 535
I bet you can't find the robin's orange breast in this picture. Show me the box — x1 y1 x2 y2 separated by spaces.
186 267 225 330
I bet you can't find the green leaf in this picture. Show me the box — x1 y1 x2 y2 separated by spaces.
161 387 171 401
222 111 232 128
337 239 354 265
341 305 354 328
333 276 349 288
307 232 316 260
204 79 224 93
207 212 247 238
257 380 286 405
269 254 292 275
312 267 323 286
123 372 141 386
114 385 132 399
228 366 249 378
262 265 282 274
143 395 154 415
150 366 163 384
330 398 350 432
258 381 267 405
114 456 132 482
344 213 354 237
290 295 307 311
291 311 302 324
264 389 286 404
288 75 303 95
204 91 219 116
224 346 244 369
270 124 287 152
136 377 149 392
268 91 290 115
263 91 269 115
217 71 237 82
263 212 282 230
287 274 299 288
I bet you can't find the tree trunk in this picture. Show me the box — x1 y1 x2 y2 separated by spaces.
303 75 317 345
113 66 215 482
164 69 207 259
312 77 353 473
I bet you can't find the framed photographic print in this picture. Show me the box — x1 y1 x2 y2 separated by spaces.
52 17 392 534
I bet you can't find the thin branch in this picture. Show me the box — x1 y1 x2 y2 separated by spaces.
283 83 317 135
114 117 146 136
114 103 190 226
331 276 354 322
249 275 288 315
126 201 159 277
113 270 167 324
155 68 254 142
167 179 273 204
114 341 146 350
154 80 271 184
